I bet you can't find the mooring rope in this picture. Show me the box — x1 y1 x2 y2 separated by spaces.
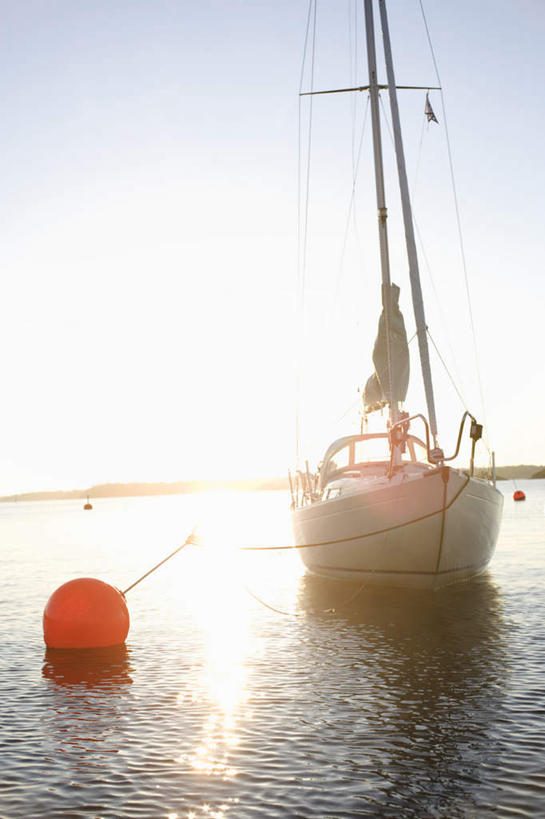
241 583 303 617
121 470 468 612
240 579 367 618
122 529 198 595
122 525 368 618
212 478 467 553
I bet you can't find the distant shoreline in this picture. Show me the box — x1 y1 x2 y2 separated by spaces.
1 465 543 503
0 477 290 503
474 465 545 481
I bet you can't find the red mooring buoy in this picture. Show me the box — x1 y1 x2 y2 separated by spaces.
513 490 526 502
43 578 130 649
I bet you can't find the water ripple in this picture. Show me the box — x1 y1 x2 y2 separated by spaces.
1 491 544 816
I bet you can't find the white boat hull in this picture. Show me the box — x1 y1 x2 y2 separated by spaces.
291 467 503 589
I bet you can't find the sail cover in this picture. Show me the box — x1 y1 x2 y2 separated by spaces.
363 283 409 412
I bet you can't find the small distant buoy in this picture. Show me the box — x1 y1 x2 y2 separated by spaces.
43 578 130 649
84 496 93 510
513 490 526 501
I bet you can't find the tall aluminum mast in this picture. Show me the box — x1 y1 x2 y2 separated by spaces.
363 0 398 428
378 0 440 449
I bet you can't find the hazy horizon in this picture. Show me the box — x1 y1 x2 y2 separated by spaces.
2 463 542 501
1 0 543 495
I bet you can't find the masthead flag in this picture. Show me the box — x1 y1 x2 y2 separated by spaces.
425 92 438 124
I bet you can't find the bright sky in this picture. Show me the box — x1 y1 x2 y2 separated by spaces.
0 0 543 494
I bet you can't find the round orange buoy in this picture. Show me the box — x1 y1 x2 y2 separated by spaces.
43 578 130 649
513 490 526 501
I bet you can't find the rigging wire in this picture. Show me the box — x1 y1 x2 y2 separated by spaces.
427 330 469 412
412 217 467 399
378 93 469 421
349 1 362 249
418 0 490 452
298 1 370 464
411 107 427 198
349 0 361 181
335 331 418 426
332 95 371 315
296 0 318 469
410 106 469 400
326 5 371 420
336 394 363 422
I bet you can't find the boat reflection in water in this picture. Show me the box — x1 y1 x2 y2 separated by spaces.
296 572 508 815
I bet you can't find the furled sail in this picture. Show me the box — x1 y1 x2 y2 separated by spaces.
363 283 409 412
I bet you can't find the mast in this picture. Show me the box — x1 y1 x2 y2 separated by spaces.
363 0 398 428
378 0 440 449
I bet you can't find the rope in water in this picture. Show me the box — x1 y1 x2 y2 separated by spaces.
241 579 367 618
241 583 303 617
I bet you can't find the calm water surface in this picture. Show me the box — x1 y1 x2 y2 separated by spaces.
1 484 544 817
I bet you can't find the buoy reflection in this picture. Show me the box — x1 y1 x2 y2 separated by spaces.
42 644 133 689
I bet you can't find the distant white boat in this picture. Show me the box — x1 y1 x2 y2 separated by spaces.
290 0 503 589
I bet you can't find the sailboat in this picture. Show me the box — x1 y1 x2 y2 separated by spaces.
290 0 503 589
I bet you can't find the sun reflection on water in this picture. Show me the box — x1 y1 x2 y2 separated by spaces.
174 492 276 783
178 578 254 781
143 489 299 798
